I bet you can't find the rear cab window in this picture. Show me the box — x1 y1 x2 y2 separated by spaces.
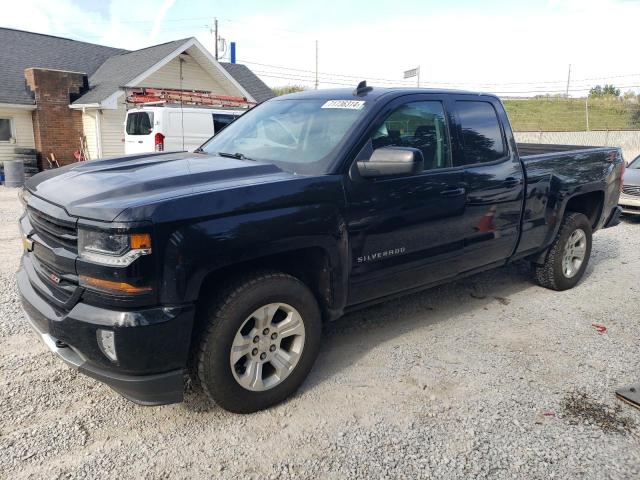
454 101 506 166
126 112 154 135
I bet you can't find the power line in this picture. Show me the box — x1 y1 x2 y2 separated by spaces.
254 69 640 95
51 14 312 36
243 59 640 89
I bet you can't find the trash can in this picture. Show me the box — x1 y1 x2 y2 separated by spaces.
3 160 25 188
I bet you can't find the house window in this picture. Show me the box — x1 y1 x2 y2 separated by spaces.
0 118 13 142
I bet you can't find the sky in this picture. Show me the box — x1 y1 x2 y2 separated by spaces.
1 0 640 97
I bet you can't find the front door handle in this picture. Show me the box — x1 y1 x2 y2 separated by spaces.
440 187 466 197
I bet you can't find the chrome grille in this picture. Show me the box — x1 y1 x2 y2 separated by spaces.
622 185 640 197
27 207 77 249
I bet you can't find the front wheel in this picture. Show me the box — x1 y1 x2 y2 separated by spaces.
196 271 322 413
534 212 593 291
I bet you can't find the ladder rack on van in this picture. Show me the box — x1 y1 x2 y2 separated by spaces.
125 88 256 109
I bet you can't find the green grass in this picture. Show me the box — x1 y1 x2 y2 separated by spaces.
503 97 640 132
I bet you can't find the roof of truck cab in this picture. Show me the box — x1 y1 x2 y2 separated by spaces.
276 87 500 101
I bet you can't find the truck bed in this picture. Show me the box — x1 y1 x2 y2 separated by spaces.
516 143 601 157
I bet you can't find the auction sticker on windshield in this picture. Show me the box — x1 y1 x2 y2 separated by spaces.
321 100 366 110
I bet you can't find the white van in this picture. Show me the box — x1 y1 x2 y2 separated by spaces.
124 106 244 154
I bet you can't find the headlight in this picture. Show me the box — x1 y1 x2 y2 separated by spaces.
78 229 152 266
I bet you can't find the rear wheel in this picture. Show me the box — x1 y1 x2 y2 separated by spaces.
534 212 592 291
196 271 321 413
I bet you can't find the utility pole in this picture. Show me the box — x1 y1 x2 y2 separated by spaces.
565 63 571 98
315 40 319 90
585 96 590 131
214 18 219 60
417 66 421 88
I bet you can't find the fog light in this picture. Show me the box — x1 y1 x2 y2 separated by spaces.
97 329 117 362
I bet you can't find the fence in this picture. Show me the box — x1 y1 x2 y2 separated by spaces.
503 96 640 132
514 130 640 162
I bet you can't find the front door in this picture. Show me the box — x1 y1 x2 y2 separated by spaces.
344 95 467 306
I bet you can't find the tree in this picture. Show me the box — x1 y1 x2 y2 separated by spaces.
589 84 620 98
271 85 307 96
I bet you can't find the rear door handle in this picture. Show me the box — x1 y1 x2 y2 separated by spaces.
440 187 466 197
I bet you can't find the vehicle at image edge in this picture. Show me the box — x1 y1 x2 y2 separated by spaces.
124 106 243 154
17 83 625 413
619 154 640 215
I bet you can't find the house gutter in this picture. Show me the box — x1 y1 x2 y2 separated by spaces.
0 103 37 110
68 103 100 109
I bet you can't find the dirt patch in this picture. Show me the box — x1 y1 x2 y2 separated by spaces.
562 391 636 434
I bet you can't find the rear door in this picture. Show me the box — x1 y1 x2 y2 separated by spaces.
124 110 155 154
450 97 525 271
344 94 468 306
166 111 215 152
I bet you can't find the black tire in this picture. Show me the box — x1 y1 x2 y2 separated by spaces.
534 212 593 291
196 271 322 413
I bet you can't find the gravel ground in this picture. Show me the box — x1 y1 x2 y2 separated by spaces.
1 186 639 479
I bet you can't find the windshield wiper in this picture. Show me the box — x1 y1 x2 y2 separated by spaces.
217 151 253 161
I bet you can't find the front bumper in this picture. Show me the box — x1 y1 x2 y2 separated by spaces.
18 263 195 406
619 193 640 215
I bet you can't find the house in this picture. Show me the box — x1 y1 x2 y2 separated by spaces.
0 28 275 168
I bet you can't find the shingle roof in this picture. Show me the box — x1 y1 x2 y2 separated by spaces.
0 28 124 105
220 63 275 103
72 38 191 104
0 27 274 106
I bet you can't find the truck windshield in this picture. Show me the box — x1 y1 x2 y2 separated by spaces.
200 99 368 175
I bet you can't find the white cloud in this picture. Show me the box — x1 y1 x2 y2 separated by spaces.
0 0 180 48
217 2 640 96
2 0 639 96
147 0 177 44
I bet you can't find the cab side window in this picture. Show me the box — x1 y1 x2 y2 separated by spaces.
454 101 506 166
371 101 450 171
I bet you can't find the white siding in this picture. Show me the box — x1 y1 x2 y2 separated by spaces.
80 100 126 160
90 53 241 159
100 99 127 158
0 107 35 162
81 110 98 160
139 55 233 94
515 130 640 164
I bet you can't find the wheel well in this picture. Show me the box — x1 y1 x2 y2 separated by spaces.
196 247 333 320
565 191 604 227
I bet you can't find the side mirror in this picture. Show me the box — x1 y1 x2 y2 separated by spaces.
357 147 424 178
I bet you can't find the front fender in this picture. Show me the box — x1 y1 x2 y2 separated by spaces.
158 203 349 310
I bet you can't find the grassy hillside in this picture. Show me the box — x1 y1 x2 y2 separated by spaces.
502 97 640 132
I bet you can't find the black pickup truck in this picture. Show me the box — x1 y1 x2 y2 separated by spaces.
18 84 624 413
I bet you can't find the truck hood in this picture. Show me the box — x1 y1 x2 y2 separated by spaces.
26 151 292 221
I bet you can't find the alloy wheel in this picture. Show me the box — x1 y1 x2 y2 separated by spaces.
562 228 587 278
230 303 306 391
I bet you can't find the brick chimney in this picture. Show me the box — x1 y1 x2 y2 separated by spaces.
24 68 88 169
